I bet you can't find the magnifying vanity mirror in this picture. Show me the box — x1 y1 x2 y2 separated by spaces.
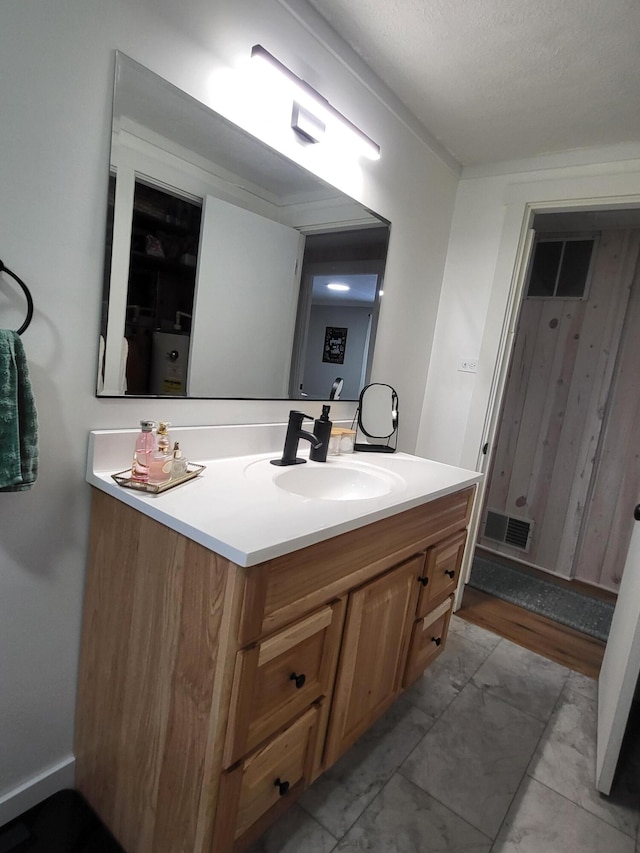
98 52 390 400
354 382 399 452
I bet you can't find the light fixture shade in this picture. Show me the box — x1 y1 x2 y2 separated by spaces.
291 102 325 144
250 44 380 161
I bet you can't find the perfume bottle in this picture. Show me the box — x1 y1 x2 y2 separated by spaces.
148 422 173 485
171 442 188 478
131 420 156 482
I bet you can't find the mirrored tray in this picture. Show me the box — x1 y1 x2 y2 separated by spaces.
111 463 205 494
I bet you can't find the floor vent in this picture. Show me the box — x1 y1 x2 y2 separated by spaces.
483 510 533 552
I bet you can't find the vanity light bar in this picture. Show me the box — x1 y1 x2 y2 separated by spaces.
250 44 381 161
292 102 326 143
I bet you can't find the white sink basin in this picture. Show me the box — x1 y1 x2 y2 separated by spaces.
272 461 406 501
243 456 407 501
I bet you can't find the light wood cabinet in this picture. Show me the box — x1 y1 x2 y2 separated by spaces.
75 484 474 853
324 556 421 766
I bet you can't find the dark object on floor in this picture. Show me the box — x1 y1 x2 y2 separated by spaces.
0 789 124 853
469 555 614 642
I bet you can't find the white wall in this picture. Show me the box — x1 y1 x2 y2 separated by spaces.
0 0 459 818
417 152 640 471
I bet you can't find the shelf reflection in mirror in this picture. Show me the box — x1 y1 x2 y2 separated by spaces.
98 52 390 400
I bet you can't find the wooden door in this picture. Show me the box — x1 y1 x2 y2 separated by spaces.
323 557 420 766
572 257 640 590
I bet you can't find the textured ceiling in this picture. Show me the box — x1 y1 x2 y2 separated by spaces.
307 0 640 167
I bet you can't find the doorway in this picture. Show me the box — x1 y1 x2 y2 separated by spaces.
296 264 381 400
290 227 388 400
466 211 640 645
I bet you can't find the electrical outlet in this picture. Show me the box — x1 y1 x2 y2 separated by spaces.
458 358 478 373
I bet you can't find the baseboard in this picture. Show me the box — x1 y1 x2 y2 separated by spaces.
0 756 75 828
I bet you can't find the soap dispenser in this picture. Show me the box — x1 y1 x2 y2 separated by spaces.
310 405 332 462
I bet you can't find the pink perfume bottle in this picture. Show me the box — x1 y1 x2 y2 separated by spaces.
131 420 156 482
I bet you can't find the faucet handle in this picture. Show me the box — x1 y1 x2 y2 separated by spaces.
289 410 313 422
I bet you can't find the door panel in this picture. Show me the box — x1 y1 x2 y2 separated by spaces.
573 253 640 590
324 558 420 765
596 511 640 793
190 195 302 397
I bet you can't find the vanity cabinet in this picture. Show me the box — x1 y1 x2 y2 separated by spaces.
75 484 474 853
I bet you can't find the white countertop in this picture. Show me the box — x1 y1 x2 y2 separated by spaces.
87 427 482 567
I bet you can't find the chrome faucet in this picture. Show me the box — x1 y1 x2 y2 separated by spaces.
271 410 322 466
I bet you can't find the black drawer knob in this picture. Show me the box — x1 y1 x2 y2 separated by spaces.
444 569 455 579
418 576 429 587
290 672 306 689
431 636 442 646
274 778 290 796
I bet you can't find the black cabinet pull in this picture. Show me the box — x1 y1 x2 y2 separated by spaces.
274 778 290 796
634 504 640 521
431 636 442 646
290 672 306 689
417 575 429 587
444 569 455 578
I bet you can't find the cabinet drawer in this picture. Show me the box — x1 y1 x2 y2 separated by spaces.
417 530 467 616
403 596 453 688
224 603 343 767
217 705 319 850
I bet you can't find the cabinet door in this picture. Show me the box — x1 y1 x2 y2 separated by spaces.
324 557 421 766
224 603 343 767
417 530 467 616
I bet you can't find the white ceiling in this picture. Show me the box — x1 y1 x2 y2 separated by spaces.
307 0 640 168
311 273 379 304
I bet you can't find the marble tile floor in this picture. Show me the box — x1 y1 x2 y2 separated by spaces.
248 616 640 853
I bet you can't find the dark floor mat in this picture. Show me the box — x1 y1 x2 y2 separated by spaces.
0 790 123 853
468 555 614 642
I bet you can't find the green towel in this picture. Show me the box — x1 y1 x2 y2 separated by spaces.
0 330 38 491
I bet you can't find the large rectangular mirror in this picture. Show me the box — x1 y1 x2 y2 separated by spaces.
98 53 390 400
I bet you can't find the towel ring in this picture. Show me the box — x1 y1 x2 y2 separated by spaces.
0 259 34 335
